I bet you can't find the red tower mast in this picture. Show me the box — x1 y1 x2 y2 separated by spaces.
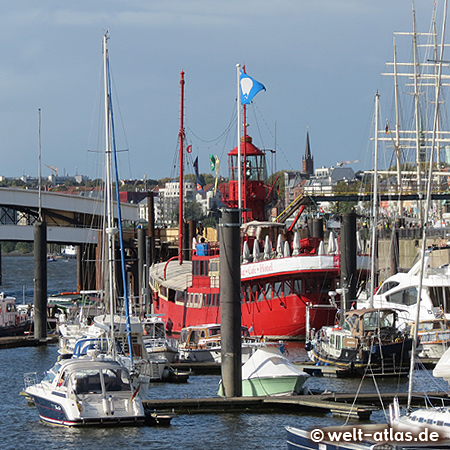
178 71 185 264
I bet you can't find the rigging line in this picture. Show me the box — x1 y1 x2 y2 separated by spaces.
109 63 133 180
186 104 237 145
248 103 267 151
106 51 134 367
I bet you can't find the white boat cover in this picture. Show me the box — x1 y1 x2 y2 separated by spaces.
242 346 309 380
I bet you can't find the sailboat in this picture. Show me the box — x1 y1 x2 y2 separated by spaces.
23 33 148 426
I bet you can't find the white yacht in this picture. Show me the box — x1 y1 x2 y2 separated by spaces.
24 357 146 426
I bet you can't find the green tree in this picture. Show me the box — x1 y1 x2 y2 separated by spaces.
185 200 204 222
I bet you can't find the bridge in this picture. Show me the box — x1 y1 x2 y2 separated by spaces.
276 191 450 223
0 187 139 244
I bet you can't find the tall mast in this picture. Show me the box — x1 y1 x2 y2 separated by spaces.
178 71 185 264
412 1 423 225
236 64 242 216
370 93 380 308
243 102 247 216
393 37 403 216
103 32 117 360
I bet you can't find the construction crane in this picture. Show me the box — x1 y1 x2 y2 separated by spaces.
336 159 360 167
45 164 58 176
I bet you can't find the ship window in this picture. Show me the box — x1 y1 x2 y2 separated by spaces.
160 286 167 297
284 281 291 296
336 335 342 350
274 282 282 298
430 287 450 313
176 291 184 303
437 421 444 426
209 260 219 272
378 281 400 295
292 279 302 295
168 289 176 303
251 285 258 302
386 287 417 306
103 369 130 392
264 283 273 300
206 294 211 306
258 287 264 302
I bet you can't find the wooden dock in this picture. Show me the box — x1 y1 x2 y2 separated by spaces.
0 335 58 349
294 360 437 377
143 390 450 421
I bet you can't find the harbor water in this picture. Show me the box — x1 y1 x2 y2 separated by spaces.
1 255 448 450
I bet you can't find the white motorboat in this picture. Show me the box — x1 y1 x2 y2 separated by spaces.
177 323 261 363
218 346 309 397
358 248 450 329
142 315 178 363
0 292 31 337
58 304 104 355
409 317 450 361
24 356 146 426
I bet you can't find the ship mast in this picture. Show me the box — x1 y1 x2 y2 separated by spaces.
178 71 185 264
236 64 242 218
103 32 117 360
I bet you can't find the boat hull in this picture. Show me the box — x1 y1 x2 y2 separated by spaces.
0 320 31 337
241 375 307 397
311 339 413 374
30 393 145 427
155 291 337 340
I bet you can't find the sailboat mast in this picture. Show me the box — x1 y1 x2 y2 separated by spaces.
407 0 448 411
370 93 380 308
412 1 423 226
103 32 117 359
393 37 403 216
178 71 185 264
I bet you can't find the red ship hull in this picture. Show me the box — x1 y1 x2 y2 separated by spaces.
149 249 349 340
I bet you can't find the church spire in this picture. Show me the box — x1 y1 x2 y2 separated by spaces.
302 128 314 175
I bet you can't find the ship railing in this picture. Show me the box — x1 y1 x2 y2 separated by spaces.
24 372 39 389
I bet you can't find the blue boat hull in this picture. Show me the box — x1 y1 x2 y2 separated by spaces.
31 394 145 427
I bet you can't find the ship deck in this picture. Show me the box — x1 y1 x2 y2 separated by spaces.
150 260 192 291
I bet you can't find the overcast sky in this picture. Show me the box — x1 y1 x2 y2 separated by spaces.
0 1 444 182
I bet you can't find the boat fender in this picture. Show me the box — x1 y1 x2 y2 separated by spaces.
102 397 111 415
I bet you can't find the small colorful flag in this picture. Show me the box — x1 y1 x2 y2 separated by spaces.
210 154 216 171
193 157 204 193
240 71 265 104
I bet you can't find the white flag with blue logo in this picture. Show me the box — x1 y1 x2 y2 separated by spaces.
240 71 265 104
